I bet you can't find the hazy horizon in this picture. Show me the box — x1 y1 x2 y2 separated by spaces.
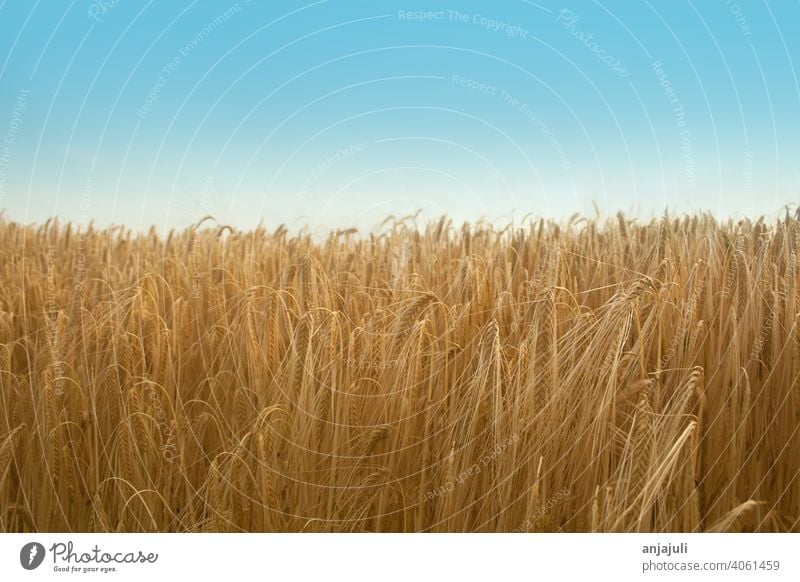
2 203 798 240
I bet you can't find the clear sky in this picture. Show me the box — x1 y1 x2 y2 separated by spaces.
0 1 798 233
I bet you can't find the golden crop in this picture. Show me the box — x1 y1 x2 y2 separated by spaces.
0 212 798 532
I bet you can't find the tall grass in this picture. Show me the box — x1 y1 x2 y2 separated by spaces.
0 211 798 532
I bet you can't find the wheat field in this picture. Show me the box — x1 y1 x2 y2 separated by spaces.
0 211 798 532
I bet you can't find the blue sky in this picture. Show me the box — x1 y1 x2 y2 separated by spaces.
0 1 798 232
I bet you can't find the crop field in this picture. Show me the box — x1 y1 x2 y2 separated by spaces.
0 212 798 532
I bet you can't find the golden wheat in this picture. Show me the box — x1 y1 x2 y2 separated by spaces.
0 211 798 532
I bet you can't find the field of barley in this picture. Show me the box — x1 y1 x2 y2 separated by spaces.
0 211 798 532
